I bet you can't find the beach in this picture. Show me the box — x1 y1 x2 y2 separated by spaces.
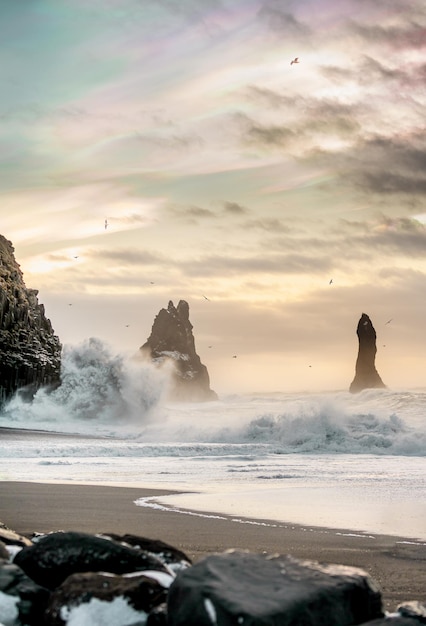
1 481 425 611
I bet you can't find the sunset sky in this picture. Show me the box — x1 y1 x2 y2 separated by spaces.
2 0 425 393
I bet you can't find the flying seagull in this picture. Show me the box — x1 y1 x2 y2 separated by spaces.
290 57 299 65
329 279 333 285
232 355 237 358
105 219 108 230
385 319 393 324
202 295 210 301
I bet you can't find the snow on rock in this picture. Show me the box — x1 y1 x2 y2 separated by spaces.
59 596 146 626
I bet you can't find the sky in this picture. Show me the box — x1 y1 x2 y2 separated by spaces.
1 0 426 393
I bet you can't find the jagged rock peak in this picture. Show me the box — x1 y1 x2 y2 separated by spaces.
140 299 217 402
0 235 62 405
349 312 386 394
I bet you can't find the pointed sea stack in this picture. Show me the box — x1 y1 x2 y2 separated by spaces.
140 300 217 402
349 313 386 393
0 235 62 406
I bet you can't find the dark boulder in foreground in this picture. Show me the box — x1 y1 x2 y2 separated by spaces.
99 533 192 573
44 570 172 626
168 550 383 626
350 313 386 393
14 531 169 590
139 299 217 402
0 234 62 406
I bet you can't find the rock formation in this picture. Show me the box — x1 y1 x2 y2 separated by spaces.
3 524 426 625
0 235 61 406
139 300 217 402
349 313 386 393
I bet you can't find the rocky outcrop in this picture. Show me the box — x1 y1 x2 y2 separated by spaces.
0 235 62 406
349 313 386 393
2 526 426 625
139 300 217 402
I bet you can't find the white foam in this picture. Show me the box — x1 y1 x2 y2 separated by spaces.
0 592 19 625
60 595 146 626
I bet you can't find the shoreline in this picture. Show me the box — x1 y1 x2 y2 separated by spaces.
1 481 425 611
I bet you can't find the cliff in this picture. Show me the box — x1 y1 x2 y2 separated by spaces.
349 313 386 393
140 300 217 402
0 235 62 405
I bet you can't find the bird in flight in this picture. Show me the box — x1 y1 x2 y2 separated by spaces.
385 319 393 324
329 279 333 285
202 295 210 301
290 57 299 65
232 355 237 358
105 219 108 230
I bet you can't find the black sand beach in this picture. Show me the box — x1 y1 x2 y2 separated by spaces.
1 481 425 611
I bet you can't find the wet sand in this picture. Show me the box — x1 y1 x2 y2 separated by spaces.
1 481 425 611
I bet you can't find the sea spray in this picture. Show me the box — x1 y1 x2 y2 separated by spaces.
0 338 168 432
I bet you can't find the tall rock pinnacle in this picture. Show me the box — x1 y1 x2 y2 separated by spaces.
140 300 217 402
349 313 386 393
0 235 62 405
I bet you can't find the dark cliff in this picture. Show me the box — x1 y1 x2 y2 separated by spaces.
140 300 217 402
0 235 62 405
349 313 386 393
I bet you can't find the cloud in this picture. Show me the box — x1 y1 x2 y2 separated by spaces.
223 201 249 215
257 1 311 38
92 248 165 265
351 19 426 50
308 133 426 200
167 205 217 223
246 121 296 148
181 251 333 277
242 218 291 233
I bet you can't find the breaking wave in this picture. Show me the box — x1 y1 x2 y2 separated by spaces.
0 338 425 456
0 338 168 433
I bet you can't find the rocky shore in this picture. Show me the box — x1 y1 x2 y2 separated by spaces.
1 521 425 626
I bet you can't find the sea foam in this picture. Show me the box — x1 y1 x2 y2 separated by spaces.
0 339 425 457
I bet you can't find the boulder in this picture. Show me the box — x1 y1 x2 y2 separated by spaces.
0 235 62 406
44 570 172 626
350 313 386 393
0 562 50 626
13 531 169 590
0 527 33 548
139 300 217 401
397 602 426 622
167 550 383 626
0 541 9 562
99 533 192 573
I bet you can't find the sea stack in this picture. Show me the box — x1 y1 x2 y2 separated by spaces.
349 313 386 393
0 235 62 406
140 300 217 402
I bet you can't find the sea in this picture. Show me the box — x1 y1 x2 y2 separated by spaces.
0 339 425 541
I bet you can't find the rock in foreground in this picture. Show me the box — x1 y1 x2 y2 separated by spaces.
1 527 425 625
168 550 383 626
0 234 61 406
139 300 217 402
350 313 386 393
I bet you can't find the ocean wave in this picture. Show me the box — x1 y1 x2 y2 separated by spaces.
0 340 425 457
